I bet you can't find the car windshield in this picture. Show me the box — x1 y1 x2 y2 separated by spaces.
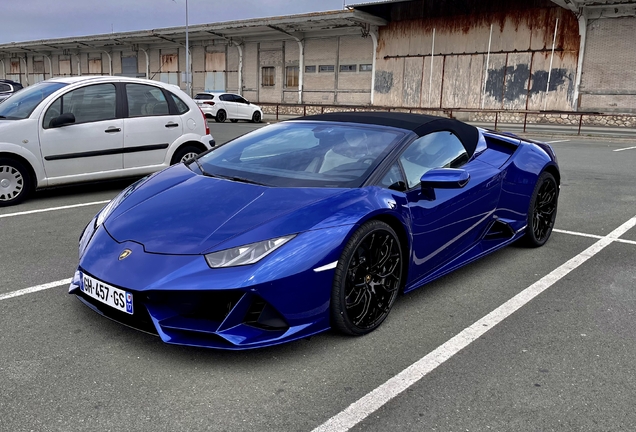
0 81 67 120
196 121 405 188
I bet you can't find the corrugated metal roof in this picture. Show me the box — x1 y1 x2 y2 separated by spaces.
0 9 387 54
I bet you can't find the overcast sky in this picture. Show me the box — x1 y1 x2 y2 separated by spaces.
1 0 351 44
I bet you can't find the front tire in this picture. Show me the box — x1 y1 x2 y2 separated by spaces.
331 220 403 336
251 111 262 123
523 171 558 247
0 158 32 207
215 110 227 123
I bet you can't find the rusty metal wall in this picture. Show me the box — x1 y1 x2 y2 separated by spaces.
374 3 580 111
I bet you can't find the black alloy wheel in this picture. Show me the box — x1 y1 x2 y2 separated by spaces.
252 111 262 123
215 110 227 123
524 171 558 247
331 220 403 336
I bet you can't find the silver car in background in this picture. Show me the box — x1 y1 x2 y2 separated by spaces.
0 76 214 206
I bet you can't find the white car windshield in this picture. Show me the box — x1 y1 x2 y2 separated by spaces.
0 81 67 120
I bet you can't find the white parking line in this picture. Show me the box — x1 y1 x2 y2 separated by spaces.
553 228 636 245
545 140 570 144
0 200 109 219
312 215 636 432
613 145 636 152
0 278 72 301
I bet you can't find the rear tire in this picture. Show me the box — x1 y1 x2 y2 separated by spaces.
215 110 227 123
0 157 32 207
523 171 558 247
171 145 201 165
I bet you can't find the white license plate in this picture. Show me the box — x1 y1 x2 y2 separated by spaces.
80 273 133 315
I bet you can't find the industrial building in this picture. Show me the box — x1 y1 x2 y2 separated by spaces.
1 0 635 113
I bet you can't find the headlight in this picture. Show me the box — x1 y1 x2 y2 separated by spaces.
205 235 296 268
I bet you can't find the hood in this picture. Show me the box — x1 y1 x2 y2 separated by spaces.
104 164 348 255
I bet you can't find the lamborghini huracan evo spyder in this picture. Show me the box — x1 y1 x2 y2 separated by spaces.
69 112 559 350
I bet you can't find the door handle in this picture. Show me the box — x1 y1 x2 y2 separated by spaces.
165 122 179 128
105 127 121 133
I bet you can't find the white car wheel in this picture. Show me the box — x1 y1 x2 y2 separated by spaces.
0 158 31 206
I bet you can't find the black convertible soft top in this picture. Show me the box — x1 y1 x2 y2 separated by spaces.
294 112 480 157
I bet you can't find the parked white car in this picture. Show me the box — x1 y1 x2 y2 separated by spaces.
194 92 262 123
0 76 215 206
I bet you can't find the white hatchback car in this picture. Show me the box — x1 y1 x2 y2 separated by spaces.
194 92 262 123
0 76 215 206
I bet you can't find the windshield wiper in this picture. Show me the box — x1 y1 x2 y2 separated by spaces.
212 173 265 186
188 157 212 177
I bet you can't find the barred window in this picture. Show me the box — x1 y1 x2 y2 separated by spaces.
305 65 316 73
319 65 334 73
360 64 373 72
262 67 275 87
286 66 299 87
340 64 357 72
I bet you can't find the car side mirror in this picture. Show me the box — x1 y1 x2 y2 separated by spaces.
49 113 76 128
245 100 250 105
420 168 470 200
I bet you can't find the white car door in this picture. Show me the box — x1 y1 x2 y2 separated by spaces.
232 95 254 120
218 94 238 119
39 83 123 180
122 83 183 168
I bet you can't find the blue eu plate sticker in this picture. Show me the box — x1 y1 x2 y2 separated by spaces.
126 292 134 314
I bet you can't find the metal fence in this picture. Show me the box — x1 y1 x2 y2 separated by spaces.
258 103 636 135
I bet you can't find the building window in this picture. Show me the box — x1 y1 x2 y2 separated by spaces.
360 64 373 72
286 66 299 87
319 65 334 73
305 65 316 73
340 64 357 72
262 67 275 87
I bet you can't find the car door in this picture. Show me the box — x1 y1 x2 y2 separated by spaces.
218 94 238 119
122 83 183 168
392 131 502 284
232 94 253 120
39 83 123 180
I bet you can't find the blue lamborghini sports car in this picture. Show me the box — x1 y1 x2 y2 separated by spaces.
69 112 559 349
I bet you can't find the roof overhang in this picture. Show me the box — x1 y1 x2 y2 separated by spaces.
550 0 636 18
0 9 387 56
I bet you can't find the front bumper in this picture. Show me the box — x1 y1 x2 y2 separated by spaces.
70 224 351 349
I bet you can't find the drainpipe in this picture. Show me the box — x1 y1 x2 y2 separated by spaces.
544 18 559 111
232 42 243 94
75 53 81 76
573 11 587 111
102 51 112 75
370 28 378 105
139 48 150 78
296 39 304 104
44 55 53 79
0 59 5 79
428 28 436 107
481 24 493 109
20 56 29 85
